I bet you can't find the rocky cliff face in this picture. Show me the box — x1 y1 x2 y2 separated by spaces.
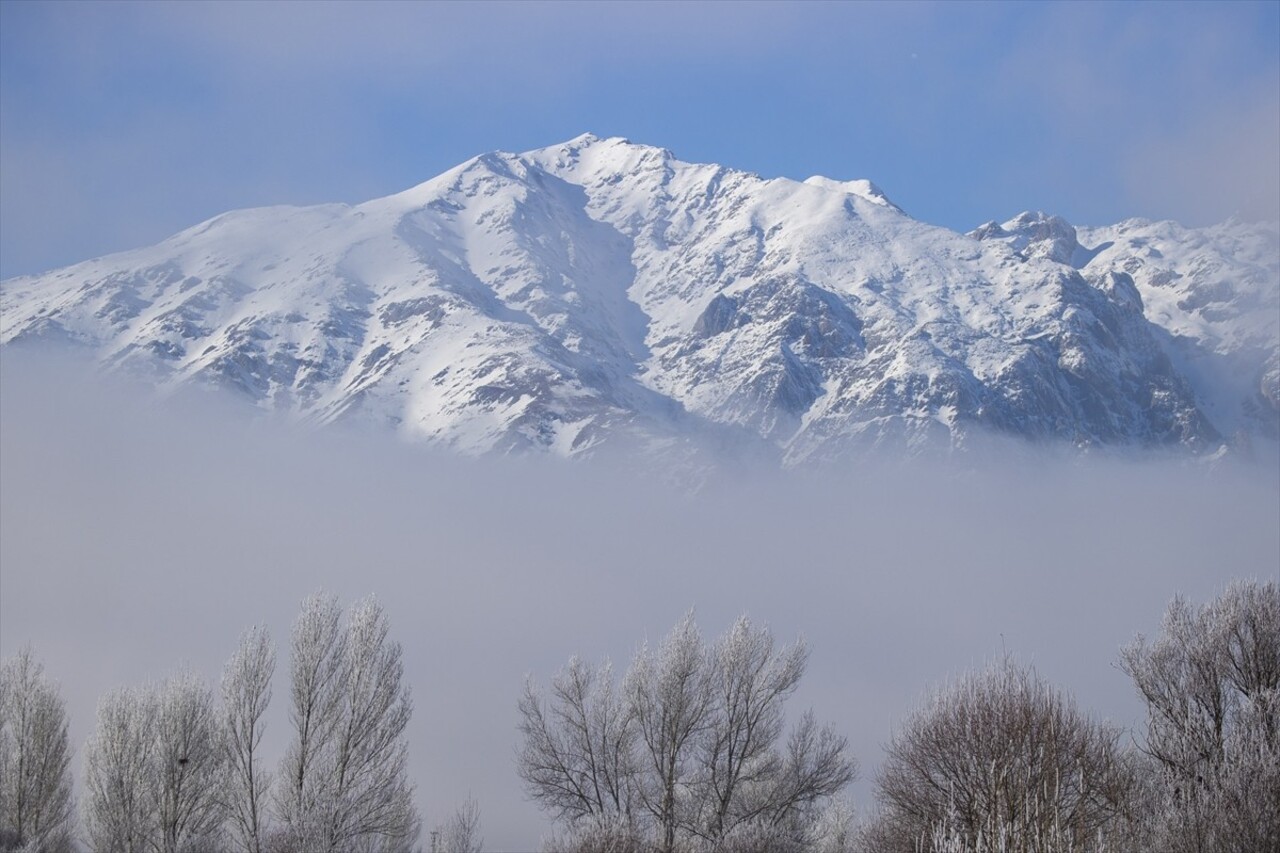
973 211 1279 441
3 134 1274 464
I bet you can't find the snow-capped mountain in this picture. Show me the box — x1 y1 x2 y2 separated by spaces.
3 134 1276 464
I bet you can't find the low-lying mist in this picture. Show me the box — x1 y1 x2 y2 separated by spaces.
2 350 1277 850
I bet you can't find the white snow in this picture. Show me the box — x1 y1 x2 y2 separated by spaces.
2 134 1275 463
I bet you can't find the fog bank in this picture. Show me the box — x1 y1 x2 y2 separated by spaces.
2 353 1276 850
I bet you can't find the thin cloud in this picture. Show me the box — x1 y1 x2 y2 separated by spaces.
1125 85 1280 225
3 2 1276 279
993 2 1280 226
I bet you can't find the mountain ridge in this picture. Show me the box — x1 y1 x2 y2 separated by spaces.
3 134 1276 465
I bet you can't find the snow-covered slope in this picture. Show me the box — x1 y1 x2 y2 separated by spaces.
3 134 1274 463
973 212 1279 440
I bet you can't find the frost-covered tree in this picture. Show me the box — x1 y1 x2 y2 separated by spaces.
84 673 228 853
698 617 806 840
537 812 647 853
154 671 227 852
694 618 852 845
222 625 276 853
806 797 857 853
0 648 74 853
326 597 418 850
517 657 636 824
869 659 1138 853
518 612 854 853
431 796 482 853
276 591 346 852
626 611 716 853
276 592 419 853
84 686 159 853
1119 578 1280 852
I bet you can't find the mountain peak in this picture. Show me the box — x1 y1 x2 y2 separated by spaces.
970 210 1082 266
802 176 901 212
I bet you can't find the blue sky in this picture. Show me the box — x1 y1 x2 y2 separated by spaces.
1 0 1277 280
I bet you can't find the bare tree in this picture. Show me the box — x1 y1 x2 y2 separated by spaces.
431 795 482 853
870 658 1138 853
1119 578 1280 852
0 648 74 853
84 686 159 853
767 711 857 833
696 617 806 840
693 617 853 844
625 611 716 853
276 592 420 853
222 625 276 853
518 612 854 853
517 657 636 825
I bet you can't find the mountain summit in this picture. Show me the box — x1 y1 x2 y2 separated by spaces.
3 135 1276 464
